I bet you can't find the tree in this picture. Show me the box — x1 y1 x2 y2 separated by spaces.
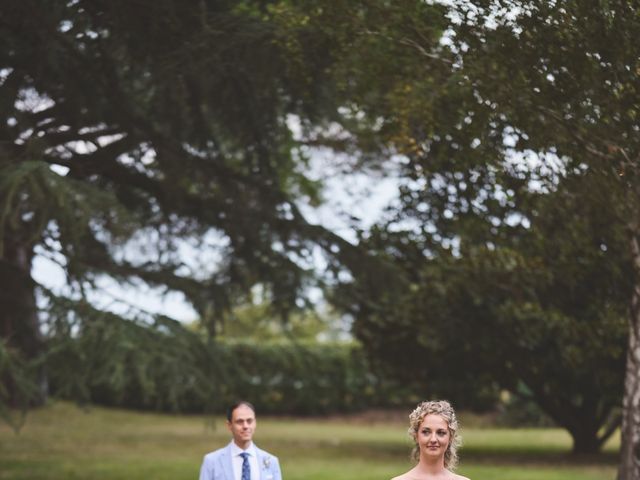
298 0 638 461
0 0 363 412
445 2 640 473
342 169 629 452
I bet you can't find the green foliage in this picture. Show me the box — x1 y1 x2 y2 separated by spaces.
0 0 368 415
0 159 136 269
0 339 40 430
46 313 221 413
215 340 395 414
313 0 637 455
45 316 414 414
0 0 360 322
339 168 629 452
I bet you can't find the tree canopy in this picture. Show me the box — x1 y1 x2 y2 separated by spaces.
0 0 365 415
295 0 640 465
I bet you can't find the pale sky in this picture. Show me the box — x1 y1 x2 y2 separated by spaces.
32 154 400 323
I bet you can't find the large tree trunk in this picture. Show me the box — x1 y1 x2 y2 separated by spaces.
618 233 640 480
567 416 607 455
0 236 46 407
571 436 602 456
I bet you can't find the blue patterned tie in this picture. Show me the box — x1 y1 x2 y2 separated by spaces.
240 452 250 480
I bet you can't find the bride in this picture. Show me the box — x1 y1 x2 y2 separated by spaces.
391 400 470 480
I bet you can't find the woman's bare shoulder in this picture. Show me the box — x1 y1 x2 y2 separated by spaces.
390 473 413 480
390 470 469 480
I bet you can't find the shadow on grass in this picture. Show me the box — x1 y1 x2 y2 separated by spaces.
461 448 618 466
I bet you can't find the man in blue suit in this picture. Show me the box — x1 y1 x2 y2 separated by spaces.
199 401 283 480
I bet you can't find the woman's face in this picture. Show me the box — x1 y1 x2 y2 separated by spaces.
416 414 450 461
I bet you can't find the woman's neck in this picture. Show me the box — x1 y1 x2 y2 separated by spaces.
416 456 447 476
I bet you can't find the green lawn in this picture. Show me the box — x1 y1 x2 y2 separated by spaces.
0 402 619 480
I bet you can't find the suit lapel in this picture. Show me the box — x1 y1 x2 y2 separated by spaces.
222 444 234 480
254 446 262 480
255 446 267 480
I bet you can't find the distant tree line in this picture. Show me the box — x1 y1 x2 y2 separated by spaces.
44 317 487 415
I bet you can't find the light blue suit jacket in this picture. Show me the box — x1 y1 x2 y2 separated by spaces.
199 442 282 480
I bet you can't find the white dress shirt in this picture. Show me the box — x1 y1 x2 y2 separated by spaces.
230 442 259 480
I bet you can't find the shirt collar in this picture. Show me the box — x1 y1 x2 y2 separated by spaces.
230 441 255 457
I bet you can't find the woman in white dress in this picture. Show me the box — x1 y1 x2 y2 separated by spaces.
391 400 470 480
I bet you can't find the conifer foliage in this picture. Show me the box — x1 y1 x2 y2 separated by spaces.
0 0 352 416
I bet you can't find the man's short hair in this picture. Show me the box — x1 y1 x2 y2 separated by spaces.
226 401 256 422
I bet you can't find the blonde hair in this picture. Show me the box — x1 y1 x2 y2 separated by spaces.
408 400 461 470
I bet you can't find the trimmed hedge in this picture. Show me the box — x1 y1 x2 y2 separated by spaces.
215 340 417 415
47 318 417 414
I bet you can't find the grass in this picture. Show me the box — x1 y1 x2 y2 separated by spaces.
0 402 619 480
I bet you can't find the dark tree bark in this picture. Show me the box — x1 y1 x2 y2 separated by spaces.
0 231 45 406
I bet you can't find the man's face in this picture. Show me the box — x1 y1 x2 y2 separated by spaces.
227 404 256 448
